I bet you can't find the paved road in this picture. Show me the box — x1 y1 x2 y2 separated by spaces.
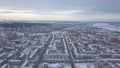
64 35 76 68
34 34 53 68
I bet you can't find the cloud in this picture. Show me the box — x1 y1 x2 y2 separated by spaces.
0 9 120 21
0 12 74 21
72 13 120 21
0 9 33 13
0 0 120 14
49 10 85 15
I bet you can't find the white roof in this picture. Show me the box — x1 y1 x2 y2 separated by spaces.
48 63 61 68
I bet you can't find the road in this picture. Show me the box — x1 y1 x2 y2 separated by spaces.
34 34 53 68
64 35 76 68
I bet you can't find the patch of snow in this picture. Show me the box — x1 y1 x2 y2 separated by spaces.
93 23 120 32
75 63 94 68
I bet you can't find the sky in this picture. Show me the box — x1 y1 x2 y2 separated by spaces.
0 0 120 21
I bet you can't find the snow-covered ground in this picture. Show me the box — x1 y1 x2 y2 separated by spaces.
93 23 120 32
75 63 94 68
42 63 94 68
63 64 71 68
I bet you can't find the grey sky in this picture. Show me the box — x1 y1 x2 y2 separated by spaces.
0 0 120 21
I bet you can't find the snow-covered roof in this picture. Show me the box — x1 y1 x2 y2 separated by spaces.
48 63 61 68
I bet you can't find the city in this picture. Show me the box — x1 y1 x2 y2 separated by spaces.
0 21 120 68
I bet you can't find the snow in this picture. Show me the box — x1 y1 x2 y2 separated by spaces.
75 63 94 68
16 32 24 36
63 64 71 68
29 33 44 36
48 63 61 68
93 23 120 32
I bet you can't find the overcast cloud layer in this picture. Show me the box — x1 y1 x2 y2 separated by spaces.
0 0 120 21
